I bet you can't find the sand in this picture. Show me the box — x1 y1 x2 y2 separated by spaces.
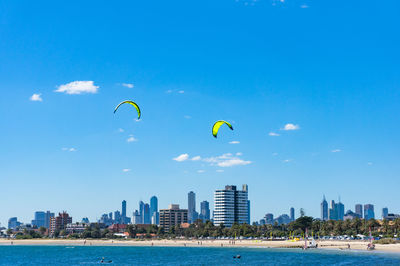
1 239 400 253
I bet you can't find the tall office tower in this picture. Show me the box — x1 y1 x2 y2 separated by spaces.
337 201 345 221
382 207 389 219
32 211 46 228
321 196 328 221
355 204 363 218
364 204 375 220
44 211 54 228
329 200 337 220
200 201 210 222
139 201 145 224
8 217 21 229
214 184 249 227
114 210 121 224
290 207 295 222
109 212 113 220
159 204 188 232
122 200 127 220
265 213 274 224
143 203 151 224
150 196 159 224
188 191 197 223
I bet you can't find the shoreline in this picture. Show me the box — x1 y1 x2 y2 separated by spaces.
1 239 400 253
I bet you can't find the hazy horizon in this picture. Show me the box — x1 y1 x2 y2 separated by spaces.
1 0 400 227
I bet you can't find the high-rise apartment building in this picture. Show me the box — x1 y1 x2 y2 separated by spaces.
49 212 72 235
214 184 249 227
321 196 328 221
355 204 363 218
139 201 145 224
159 204 188 231
364 204 375 220
199 201 210 222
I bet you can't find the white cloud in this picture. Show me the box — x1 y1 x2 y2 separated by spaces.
203 153 251 168
331 149 341 153
55 81 99 95
173 153 189 162
122 83 134 88
236 152 242 156
166 89 173 94
269 132 280 136
178 90 185 94
62 147 77 152
272 152 278 156
127 135 138 142
191 156 201 161
229 141 240 144
283 159 292 163
184 115 191 119
118 128 124 133
367 162 373 166
30 93 42 102
282 123 300 131
216 169 224 173
300 4 309 8
122 168 131 172
197 170 205 173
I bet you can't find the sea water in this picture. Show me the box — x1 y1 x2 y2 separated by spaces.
1 246 400 265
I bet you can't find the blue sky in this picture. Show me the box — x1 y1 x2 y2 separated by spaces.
1 0 399 226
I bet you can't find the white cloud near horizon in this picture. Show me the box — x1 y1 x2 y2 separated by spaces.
122 83 134 88
118 128 124 133
191 156 201 161
178 90 185 94
173 153 189 162
203 153 251 168
282 123 300 131
216 169 224 173
30 93 42 102
62 147 77 152
331 149 341 153
197 170 205 173
229 141 240 144
269 132 280 136
55 81 99 95
127 135 138 142
184 115 191 119
122 168 131 172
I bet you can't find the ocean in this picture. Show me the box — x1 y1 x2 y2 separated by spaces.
1 246 400 265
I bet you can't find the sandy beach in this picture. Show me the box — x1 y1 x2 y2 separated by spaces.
1 239 400 253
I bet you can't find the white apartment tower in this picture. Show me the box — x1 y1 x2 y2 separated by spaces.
214 184 249 227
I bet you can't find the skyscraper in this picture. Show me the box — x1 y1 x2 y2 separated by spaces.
337 201 345 221
265 213 274 224
329 200 336 220
290 207 295 222
144 203 151 224
382 207 389 219
321 196 328 221
132 210 141 224
364 204 375 220
122 200 127 219
139 201 145 224
114 210 121 224
32 211 46 228
214 184 249 227
188 191 198 223
200 201 210 222
355 204 363 218
150 196 159 225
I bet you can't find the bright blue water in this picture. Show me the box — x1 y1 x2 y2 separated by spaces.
1 246 400 265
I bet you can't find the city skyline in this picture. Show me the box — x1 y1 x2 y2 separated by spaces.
1 1 400 228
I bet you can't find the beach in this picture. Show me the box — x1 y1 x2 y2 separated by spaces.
1 239 400 253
